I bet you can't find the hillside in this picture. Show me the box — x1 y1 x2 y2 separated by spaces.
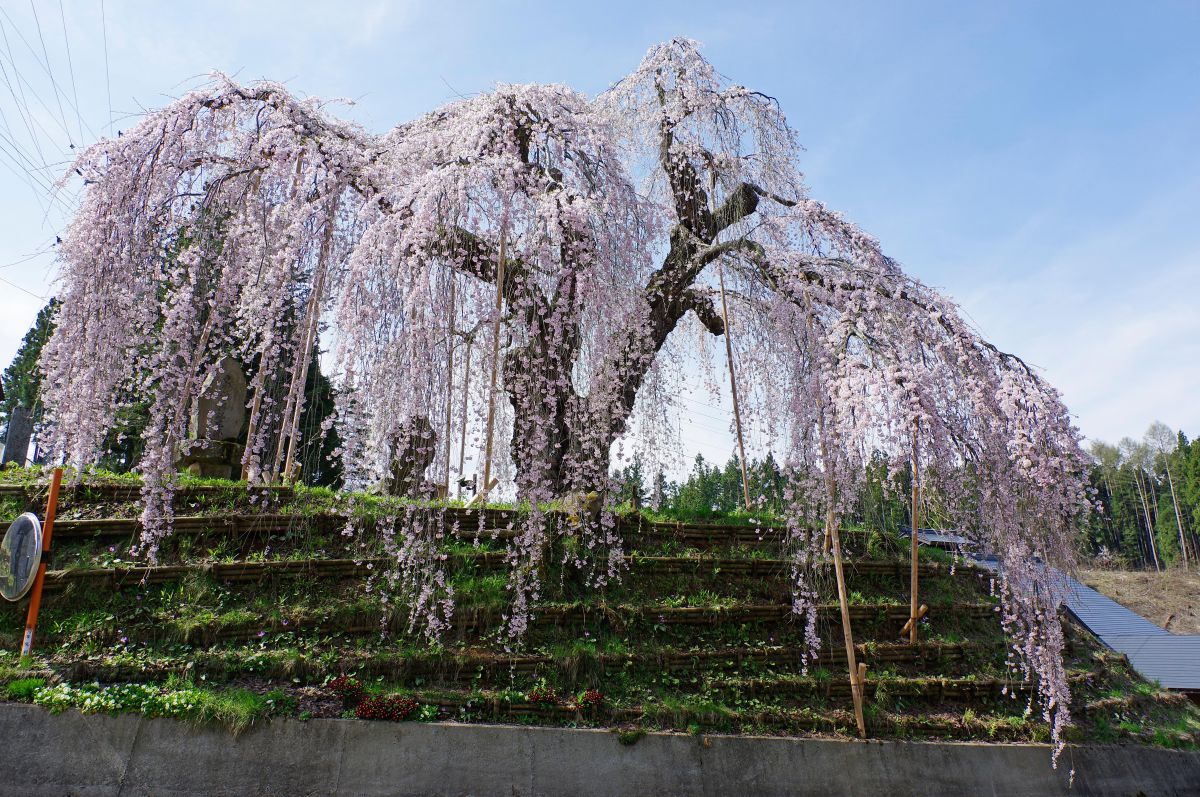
1080 568 1200 635
1 466 1196 751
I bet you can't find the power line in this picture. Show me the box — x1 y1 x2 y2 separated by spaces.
0 17 46 166
0 151 48 214
0 131 77 214
100 0 112 136
0 46 74 153
57 0 84 144
28 0 70 146
0 240 54 270
0 5 94 141
0 273 47 300
0 133 56 213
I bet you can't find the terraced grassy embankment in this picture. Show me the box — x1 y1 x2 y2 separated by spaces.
0 467 1196 748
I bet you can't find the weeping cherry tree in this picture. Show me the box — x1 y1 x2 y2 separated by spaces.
39 39 1089 760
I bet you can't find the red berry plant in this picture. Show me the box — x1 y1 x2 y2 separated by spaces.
327 675 364 707
355 694 419 722
577 689 604 710
525 686 559 706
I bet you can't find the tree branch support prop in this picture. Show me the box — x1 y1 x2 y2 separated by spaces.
457 338 472 498
909 420 920 644
442 276 457 496
900 604 928 639
828 500 868 737
718 262 752 510
480 223 508 498
281 195 341 483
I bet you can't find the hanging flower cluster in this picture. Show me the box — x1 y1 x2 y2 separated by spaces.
40 39 1089 759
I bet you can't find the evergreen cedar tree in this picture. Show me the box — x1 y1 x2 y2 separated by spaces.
37 39 1089 760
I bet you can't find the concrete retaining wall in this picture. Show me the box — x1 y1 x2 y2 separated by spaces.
1 704 1197 796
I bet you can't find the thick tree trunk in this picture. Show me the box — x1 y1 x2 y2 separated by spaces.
458 109 762 500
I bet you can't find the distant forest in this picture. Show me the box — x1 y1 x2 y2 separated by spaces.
4 300 1197 570
619 420 1200 571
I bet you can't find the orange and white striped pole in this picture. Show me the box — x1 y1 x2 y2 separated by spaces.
21 466 63 656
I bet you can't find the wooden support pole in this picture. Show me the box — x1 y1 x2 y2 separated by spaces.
717 263 752 511
457 339 472 499
900 604 929 639
828 500 868 737
442 277 457 497
241 366 266 483
480 225 508 500
281 195 341 483
468 477 500 508
909 421 920 645
800 285 863 734
21 467 62 656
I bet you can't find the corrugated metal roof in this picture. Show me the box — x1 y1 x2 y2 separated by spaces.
1062 576 1169 638
901 527 974 548
1099 634 1200 691
907 529 1200 692
1062 576 1200 691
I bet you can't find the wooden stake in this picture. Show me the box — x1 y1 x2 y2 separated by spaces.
909 420 920 645
21 467 62 656
717 262 752 511
480 225 508 499
442 276 457 496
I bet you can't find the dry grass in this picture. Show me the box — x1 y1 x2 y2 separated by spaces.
1080 568 1200 635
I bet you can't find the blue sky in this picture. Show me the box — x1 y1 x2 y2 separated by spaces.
1 0 1197 463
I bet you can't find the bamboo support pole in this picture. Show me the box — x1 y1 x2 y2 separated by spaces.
457 339 472 498
242 166 292 482
241 368 266 482
717 263 752 510
909 421 920 645
281 195 341 483
480 225 508 499
442 277 457 496
828 500 867 737
21 467 62 656
900 604 929 639
802 280 866 737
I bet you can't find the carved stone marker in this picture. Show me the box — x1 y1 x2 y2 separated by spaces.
386 416 439 498
175 356 248 479
1 405 33 467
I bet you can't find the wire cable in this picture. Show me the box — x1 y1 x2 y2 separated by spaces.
100 0 112 136
28 1 70 146
0 273 47 300
57 0 84 144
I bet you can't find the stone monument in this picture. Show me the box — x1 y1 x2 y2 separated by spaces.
385 416 440 498
1 405 33 467
175 356 247 479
